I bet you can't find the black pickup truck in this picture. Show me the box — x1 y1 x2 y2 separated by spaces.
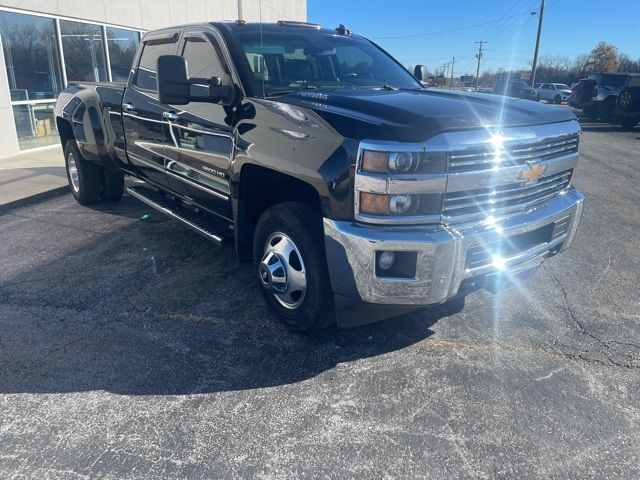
54 21 585 331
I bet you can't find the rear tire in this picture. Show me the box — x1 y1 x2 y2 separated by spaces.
618 87 640 113
253 202 335 332
64 140 101 205
101 168 124 202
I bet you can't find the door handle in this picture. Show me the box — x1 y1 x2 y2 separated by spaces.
162 111 178 121
122 102 135 111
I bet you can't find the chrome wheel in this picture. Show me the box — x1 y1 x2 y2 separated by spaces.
67 152 80 193
259 232 306 309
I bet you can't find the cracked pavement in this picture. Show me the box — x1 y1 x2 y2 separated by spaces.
0 118 639 479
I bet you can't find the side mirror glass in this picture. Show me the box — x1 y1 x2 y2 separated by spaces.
157 55 234 105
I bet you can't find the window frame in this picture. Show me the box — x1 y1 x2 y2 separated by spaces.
178 27 243 96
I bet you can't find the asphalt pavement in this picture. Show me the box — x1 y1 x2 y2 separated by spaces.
0 118 639 479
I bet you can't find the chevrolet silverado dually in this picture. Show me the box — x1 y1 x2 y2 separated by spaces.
54 20 585 331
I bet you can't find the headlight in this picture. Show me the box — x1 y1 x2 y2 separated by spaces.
361 149 445 174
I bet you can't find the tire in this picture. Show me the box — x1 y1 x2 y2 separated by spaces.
554 95 561 104
101 168 124 202
253 202 335 332
618 87 640 113
620 118 639 130
64 140 101 205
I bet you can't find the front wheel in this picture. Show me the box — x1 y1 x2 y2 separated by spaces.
253 202 335 332
554 95 561 104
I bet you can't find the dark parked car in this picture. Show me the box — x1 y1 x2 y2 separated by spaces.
53 21 584 331
569 72 640 126
616 77 640 129
492 78 538 101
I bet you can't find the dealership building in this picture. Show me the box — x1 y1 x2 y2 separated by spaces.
0 0 306 159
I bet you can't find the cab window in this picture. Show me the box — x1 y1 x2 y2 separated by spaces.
181 37 229 84
135 37 177 91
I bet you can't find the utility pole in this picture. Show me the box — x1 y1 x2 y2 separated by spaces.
530 0 546 87
441 63 449 86
475 41 485 91
449 56 455 90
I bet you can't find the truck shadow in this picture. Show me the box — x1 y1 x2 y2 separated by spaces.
0 196 457 395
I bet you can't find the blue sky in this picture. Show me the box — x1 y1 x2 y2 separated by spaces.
308 0 640 75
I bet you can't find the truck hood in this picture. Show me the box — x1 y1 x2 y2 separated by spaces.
279 88 576 142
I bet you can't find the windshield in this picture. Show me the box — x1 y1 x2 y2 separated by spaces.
234 29 421 97
555 84 570 90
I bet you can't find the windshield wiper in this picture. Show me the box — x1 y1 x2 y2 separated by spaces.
378 84 399 91
265 85 318 98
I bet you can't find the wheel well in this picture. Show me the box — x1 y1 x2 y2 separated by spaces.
240 165 323 223
235 164 324 261
56 117 74 149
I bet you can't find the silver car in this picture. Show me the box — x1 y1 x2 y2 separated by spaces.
536 83 572 104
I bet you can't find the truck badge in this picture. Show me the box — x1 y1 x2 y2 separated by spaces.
521 164 546 183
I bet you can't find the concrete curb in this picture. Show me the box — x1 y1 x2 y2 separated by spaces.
0 185 69 214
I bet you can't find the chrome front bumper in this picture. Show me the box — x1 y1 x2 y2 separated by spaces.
324 187 584 306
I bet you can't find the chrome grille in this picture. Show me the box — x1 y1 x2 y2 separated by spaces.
448 133 579 173
443 170 572 221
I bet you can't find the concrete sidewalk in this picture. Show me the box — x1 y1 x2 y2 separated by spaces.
0 146 68 208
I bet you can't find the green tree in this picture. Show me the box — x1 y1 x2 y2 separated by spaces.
583 41 619 73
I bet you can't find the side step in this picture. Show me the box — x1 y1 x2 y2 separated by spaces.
126 185 228 246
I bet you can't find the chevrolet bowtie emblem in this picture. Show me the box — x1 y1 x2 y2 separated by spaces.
521 164 546 183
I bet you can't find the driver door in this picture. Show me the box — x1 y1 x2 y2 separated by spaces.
162 31 235 223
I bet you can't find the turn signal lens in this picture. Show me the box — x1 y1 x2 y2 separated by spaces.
360 192 389 215
362 150 419 173
362 150 389 172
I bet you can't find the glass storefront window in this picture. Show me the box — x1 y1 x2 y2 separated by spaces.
60 20 107 83
12 102 59 149
107 27 140 82
0 10 62 101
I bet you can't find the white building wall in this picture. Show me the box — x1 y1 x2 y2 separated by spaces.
0 0 306 30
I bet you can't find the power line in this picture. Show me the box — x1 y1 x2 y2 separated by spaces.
370 8 542 40
455 0 536 75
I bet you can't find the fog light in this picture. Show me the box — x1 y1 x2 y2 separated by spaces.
378 251 395 270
